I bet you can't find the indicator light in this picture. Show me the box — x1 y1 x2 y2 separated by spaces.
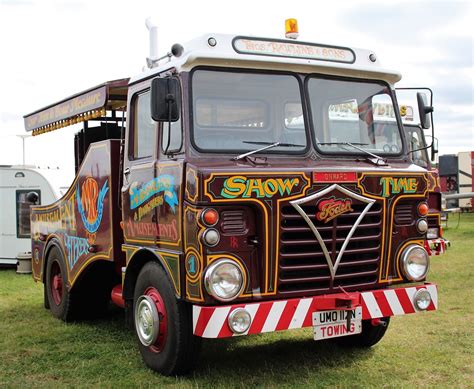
418 202 429 216
208 37 217 47
201 208 219 227
202 228 220 247
417 219 428 233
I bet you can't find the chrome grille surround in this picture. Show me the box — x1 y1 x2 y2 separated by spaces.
279 184 382 295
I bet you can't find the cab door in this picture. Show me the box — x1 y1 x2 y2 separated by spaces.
121 77 184 251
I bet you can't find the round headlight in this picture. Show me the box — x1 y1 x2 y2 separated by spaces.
204 259 244 301
401 245 430 281
414 288 432 311
228 308 252 334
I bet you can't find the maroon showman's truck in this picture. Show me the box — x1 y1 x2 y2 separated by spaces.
24 22 439 375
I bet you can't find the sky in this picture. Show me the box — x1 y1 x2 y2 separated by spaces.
0 0 472 183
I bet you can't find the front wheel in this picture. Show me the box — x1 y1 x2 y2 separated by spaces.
334 317 390 348
133 261 201 376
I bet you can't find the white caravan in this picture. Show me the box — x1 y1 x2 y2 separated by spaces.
0 165 68 265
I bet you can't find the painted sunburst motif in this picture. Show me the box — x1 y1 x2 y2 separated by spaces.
290 184 376 280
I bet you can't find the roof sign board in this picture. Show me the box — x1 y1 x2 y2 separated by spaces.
232 37 355 64
24 86 107 133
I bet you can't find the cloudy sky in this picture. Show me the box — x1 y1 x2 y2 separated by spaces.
0 0 472 182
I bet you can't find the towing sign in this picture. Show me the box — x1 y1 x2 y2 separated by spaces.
312 307 362 340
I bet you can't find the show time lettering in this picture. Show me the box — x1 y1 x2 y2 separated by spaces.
316 197 353 223
64 233 89 270
130 175 178 213
221 176 300 199
380 177 418 197
126 219 178 241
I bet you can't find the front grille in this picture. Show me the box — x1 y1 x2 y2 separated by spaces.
220 210 246 234
279 202 382 296
394 203 413 225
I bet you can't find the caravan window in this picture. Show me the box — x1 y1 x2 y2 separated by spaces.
16 190 40 238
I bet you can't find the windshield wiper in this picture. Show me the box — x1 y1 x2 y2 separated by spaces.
233 141 304 161
317 142 387 166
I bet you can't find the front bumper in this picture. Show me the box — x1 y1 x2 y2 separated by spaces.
193 283 438 338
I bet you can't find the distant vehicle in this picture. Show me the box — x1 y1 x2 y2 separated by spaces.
439 152 474 211
0 165 68 265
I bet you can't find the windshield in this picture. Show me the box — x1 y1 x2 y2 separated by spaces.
191 69 307 153
307 77 403 155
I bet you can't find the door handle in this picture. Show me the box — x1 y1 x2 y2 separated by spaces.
124 167 130 176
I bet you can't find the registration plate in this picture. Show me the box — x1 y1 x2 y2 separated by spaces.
312 307 362 340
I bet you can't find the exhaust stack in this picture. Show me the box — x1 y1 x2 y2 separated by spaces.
145 17 158 68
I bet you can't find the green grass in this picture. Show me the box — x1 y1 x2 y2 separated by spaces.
1 215 473 387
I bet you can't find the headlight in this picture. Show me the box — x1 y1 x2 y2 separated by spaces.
427 228 439 239
401 245 430 281
413 288 432 311
228 308 252 334
204 259 244 301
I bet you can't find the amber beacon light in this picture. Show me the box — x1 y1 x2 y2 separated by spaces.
285 18 299 39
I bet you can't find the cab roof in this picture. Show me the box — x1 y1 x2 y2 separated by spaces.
131 34 402 85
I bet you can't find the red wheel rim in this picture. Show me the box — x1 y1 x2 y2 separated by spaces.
144 287 168 353
50 260 63 305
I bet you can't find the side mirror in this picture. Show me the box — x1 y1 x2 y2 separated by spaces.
417 92 433 129
26 191 39 204
150 77 181 122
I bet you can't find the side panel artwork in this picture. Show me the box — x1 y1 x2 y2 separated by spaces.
31 140 123 286
122 162 183 249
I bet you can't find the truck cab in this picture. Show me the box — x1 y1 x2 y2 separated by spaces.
25 30 439 376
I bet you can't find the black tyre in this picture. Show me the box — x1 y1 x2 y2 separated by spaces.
45 246 75 321
335 317 390 348
133 261 201 376
43 283 50 310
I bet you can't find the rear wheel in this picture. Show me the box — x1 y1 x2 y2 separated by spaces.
133 261 201 376
45 246 75 321
335 317 390 347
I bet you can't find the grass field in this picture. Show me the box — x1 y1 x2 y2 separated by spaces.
1 214 473 387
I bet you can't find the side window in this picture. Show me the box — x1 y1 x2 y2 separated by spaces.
162 118 183 153
132 91 156 159
16 190 40 238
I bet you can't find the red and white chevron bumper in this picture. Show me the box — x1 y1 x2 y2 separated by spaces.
425 238 449 256
193 283 438 338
